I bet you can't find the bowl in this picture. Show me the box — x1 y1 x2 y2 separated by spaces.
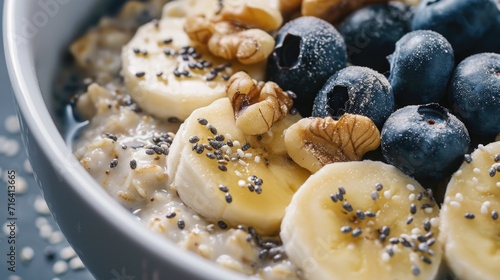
3 1 245 279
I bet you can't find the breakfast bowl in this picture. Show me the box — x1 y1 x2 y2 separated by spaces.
5 0 500 279
3 0 244 279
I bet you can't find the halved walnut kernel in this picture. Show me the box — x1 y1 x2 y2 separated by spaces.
284 115 380 173
184 0 282 64
227 72 293 135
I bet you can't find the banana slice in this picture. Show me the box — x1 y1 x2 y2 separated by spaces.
281 161 442 280
122 17 266 120
166 98 310 236
440 141 500 280
162 0 220 18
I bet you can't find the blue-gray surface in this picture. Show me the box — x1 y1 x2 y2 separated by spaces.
0 0 93 278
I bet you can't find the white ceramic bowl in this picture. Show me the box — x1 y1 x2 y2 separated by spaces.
3 1 245 279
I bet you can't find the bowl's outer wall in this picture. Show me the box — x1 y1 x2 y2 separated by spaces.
4 1 246 279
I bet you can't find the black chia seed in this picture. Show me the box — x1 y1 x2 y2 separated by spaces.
130 159 137 170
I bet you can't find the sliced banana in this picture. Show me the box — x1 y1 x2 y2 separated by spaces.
167 98 310 236
281 160 442 280
122 16 266 120
440 141 500 280
162 0 220 18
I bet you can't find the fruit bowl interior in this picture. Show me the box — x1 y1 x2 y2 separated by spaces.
3 0 244 279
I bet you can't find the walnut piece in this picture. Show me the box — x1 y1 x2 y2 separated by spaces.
184 0 282 64
284 114 380 173
226 72 293 135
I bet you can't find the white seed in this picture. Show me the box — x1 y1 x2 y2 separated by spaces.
472 177 479 184
425 208 433 214
233 140 241 147
381 252 390 262
473 168 481 174
254 156 261 163
478 144 485 151
20 246 34 262
455 193 464 202
346 243 355 250
53 260 69 275
391 195 401 200
411 228 421 235
384 190 391 199
238 180 246 187
406 184 415 191
444 196 451 204
408 193 416 201
244 153 252 158
450 201 461 208
4 115 20 133
430 217 440 227
237 149 245 158
497 182 500 188
60 246 77 260
238 159 247 166
455 170 463 176
234 170 242 177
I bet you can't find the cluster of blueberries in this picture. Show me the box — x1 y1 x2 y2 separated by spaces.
267 0 500 182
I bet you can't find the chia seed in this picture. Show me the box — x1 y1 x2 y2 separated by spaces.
330 194 338 203
219 185 229 192
421 256 432 265
495 154 500 162
342 202 353 212
356 210 366 220
406 216 414 225
207 124 218 135
412 265 420 276
135 71 145 78
365 211 376 218
105 133 118 141
218 164 227 172
423 220 431 232
177 220 185 230
338 187 346 195
352 228 362 237
410 204 417 214
371 191 379 200
340 226 352 233
375 183 383 191
109 159 118 168
218 221 228 229
189 136 200 143
225 193 233 203
166 212 176 219
464 213 475 219
206 152 216 159
129 159 137 170
241 143 251 151
145 149 155 155
492 210 498 220
464 154 472 163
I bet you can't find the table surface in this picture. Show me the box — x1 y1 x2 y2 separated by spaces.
0 0 93 278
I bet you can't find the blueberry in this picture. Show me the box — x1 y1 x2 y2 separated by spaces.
411 0 499 55
268 16 347 116
312 66 394 128
381 103 470 180
388 30 454 106
448 53 500 137
340 2 413 73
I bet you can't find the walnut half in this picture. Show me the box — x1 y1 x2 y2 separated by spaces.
227 72 293 135
184 0 282 64
284 115 380 173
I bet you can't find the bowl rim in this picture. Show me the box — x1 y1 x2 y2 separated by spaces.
2 1 246 279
